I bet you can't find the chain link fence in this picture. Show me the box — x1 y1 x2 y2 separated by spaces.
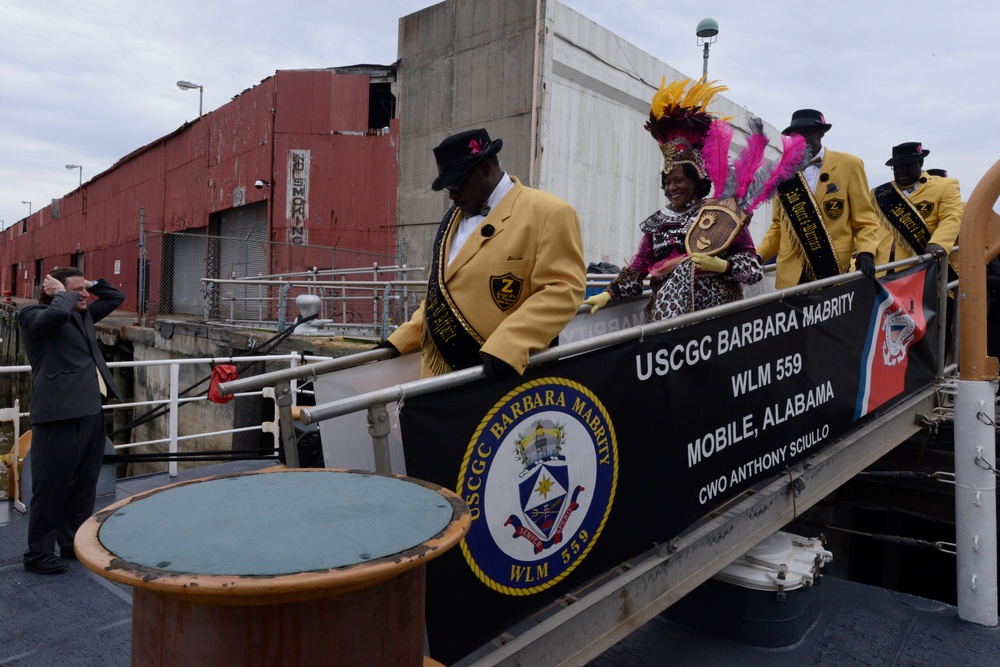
142 229 423 337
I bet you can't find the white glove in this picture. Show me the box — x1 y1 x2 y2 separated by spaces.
584 291 612 314
690 253 729 274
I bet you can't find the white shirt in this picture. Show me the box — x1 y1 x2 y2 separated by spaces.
803 147 826 193
447 172 514 266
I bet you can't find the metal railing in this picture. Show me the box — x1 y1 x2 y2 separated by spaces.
202 264 429 332
0 352 335 504
220 254 952 466
200 271 623 340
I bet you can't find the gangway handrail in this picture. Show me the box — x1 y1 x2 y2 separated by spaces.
216 250 952 663
297 254 933 426
219 349 397 395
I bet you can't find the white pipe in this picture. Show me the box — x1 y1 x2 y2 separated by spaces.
953 380 999 626
113 425 263 450
168 363 179 478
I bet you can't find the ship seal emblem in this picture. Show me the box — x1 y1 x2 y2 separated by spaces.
881 307 916 366
456 377 618 596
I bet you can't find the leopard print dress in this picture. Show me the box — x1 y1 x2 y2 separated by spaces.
606 202 763 323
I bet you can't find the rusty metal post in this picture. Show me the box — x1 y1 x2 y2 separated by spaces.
959 160 1000 381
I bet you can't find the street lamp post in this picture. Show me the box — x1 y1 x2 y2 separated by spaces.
21 201 31 216
176 80 204 119
65 163 83 187
696 18 719 79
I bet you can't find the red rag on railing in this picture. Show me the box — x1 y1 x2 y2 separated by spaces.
208 365 238 404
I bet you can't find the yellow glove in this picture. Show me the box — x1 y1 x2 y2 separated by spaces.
690 253 729 274
583 291 612 313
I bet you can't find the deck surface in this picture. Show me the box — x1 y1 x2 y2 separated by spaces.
3 459 1000 667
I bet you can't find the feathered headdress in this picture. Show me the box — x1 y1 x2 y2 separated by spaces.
680 118 811 258
710 114 811 215
645 77 728 179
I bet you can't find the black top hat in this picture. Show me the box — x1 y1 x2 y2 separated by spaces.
431 128 504 191
782 109 832 135
885 142 930 167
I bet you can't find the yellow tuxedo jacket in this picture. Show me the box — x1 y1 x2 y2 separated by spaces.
389 176 585 377
758 149 881 289
871 172 963 266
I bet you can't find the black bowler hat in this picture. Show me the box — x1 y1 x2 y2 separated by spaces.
885 142 930 167
431 128 504 191
782 109 832 135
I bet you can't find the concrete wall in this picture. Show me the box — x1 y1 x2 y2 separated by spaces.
396 0 785 271
396 0 541 268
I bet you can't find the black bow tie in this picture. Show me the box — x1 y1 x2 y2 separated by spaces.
478 205 491 217
809 156 822 165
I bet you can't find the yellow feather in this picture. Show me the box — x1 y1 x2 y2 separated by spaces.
651 76 694 119
650 76 728 119
683 78 728 111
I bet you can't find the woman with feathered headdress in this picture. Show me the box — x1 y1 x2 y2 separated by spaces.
583 77 808 322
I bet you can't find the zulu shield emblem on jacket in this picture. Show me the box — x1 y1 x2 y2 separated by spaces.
684 197 747 256
490 272 523 311
824 199 845 220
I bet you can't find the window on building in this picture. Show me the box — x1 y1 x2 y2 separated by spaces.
368 82 396 130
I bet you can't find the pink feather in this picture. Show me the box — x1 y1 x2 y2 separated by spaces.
733 133 768 199
701 120 733 196
746 134 808 214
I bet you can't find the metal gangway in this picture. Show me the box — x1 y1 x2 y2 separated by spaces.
218 161 1000 665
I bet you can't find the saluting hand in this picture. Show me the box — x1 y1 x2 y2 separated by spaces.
42 274 65 297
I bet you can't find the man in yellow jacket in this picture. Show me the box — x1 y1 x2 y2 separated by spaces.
757 109 881 289
381 128 585 378
871 142 963 268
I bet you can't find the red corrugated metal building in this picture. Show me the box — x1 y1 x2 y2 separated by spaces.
1 66 398 322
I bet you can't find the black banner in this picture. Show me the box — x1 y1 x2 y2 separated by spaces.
402 262 939 664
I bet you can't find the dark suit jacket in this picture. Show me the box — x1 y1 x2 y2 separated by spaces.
18 279 125 424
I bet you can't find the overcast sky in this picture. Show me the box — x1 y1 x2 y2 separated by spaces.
4 0 1000 230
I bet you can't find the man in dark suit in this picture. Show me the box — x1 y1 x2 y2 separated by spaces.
19 267 124 574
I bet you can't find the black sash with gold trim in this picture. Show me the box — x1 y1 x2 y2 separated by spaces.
423 206 486 371
872 182 932 255
776 174 841 280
